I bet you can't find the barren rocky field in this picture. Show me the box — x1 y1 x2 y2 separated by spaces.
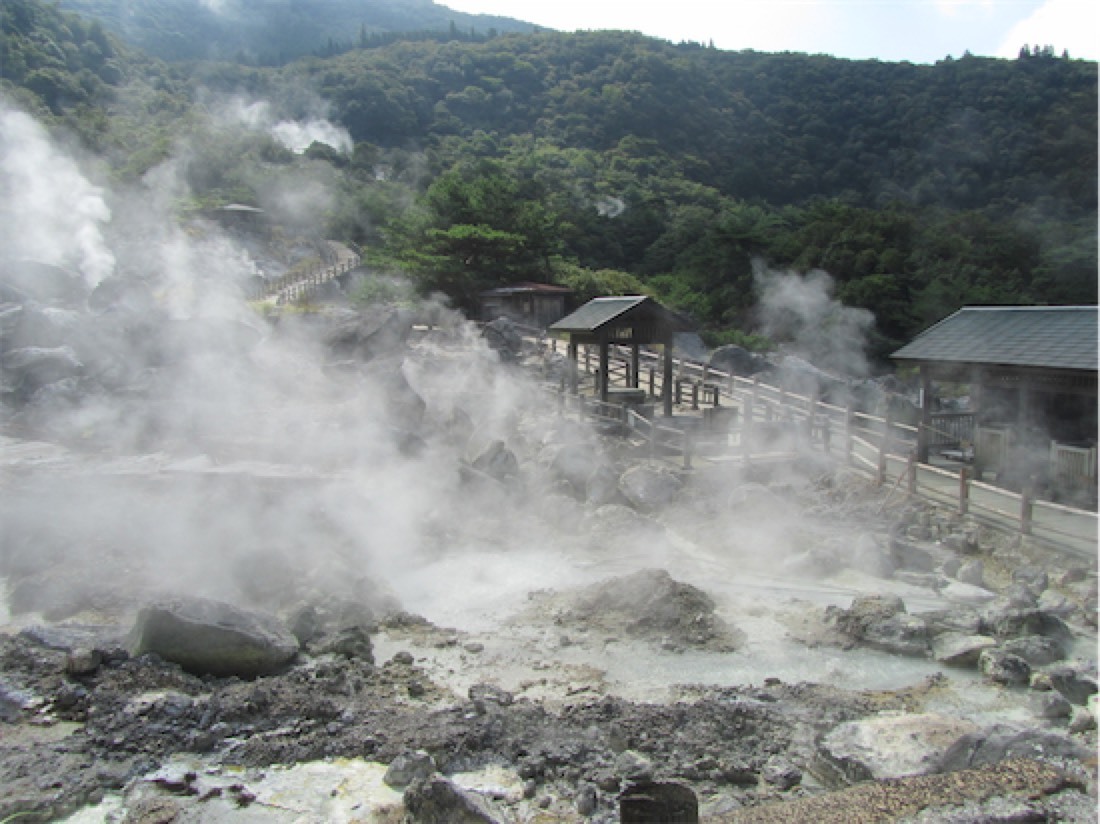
1 299 1097 823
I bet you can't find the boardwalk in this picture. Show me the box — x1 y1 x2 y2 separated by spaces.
257 241 360 306
540 336 1098 560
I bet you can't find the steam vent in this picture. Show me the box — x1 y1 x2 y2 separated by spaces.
1 8 1097 821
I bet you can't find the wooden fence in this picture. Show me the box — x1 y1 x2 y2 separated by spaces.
541 337 1097 558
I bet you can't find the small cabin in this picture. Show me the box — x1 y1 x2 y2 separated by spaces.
892 306 1098 506
480 282 573 329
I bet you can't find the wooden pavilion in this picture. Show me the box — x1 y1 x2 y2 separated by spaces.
549 296 690 417
892 306 1097 500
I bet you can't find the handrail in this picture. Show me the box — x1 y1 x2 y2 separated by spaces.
540 335 1096 556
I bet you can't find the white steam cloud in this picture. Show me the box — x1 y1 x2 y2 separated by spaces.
0 107 115 288
221 97 353 154
754 262 875 378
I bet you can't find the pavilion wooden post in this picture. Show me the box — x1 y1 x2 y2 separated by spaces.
568 340 579 394
662 345 674 417
630 344 641 389
599 341 610 403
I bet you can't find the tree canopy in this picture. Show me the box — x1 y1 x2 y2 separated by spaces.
4 0 1096 366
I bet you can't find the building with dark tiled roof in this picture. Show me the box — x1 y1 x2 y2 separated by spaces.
892 306 1097 503
479 282 573 329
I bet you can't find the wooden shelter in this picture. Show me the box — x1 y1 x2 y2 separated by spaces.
549 296 689 417
892 306 1097 500
480 282 573 329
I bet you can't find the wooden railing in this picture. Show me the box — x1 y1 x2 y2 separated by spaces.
538 337 1097 558
259 248 361 305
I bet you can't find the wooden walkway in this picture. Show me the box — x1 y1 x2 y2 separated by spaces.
256 242 360 306
538 336 1097 560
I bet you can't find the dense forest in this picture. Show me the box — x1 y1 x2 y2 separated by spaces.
2 0 1096 365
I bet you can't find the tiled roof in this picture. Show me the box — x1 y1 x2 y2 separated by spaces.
481 282 573 296
891 306 1098 372
549 296 651 333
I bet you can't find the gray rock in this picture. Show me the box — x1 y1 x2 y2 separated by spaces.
468 683 513 710
1012 565 1049 596
314 625 374 662
618 465 683 511
931 632 998 667
547 442 607 493
1046 665 1098 705
471 440 519 482
815 713 980 788
1031 691 1073 720
403 775 502 824
613 750 654 783
575 782 598 816
978 649 1031 686
936 724 1091 772
830 594 929 656
981 606 1072 642
956 559 985 587
585 464 622 506
127 597 299 677
999 635 1066 667
1036 589 1076 617
762 755 802 790
384 750 437 788
1068 705 1096 733
861 613 930 657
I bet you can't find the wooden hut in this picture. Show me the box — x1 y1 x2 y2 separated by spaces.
479 282 573 329
892 306 1097 501
549 296 690 417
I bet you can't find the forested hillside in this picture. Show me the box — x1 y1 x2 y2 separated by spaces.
58 0 537 64
2 0 1096 366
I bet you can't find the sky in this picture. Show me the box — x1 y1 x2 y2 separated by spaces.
439 0 1099 63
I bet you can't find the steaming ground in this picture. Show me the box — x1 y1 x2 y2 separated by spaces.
1 97 1097 822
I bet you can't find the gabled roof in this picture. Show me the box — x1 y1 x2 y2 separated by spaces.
550 296 650 333
891 306 1098 372
481 282 573 297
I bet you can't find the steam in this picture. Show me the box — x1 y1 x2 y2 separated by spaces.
220 97 353 154
2 93 897 665
0 107 115 288
595 195 626 218
754 262 874 379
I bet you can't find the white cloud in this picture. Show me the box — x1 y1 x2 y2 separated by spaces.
996 0 1099 58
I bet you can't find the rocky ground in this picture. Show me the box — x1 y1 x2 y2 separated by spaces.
1 268 1097 822
1 430 1096 823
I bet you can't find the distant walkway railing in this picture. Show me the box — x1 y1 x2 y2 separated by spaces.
250 244 360 304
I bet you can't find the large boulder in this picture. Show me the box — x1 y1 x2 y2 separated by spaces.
814 713 981 788
618 465 683 512
403 775 503 824
128 596 300 677
826 594 930 657
936 724 1092 772
931 632 998 668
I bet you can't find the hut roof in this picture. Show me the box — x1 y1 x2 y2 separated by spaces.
891 306 1098 372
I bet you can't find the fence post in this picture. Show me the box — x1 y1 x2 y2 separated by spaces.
958 466 969 515
877 409 893 485
1020 482 1034 536
691 382 699 411
845 401 854 464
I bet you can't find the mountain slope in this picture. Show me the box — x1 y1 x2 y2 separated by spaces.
57 0 540 64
